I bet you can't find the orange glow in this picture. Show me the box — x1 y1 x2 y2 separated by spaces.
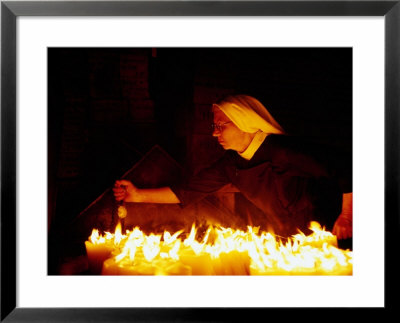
87 221 352 275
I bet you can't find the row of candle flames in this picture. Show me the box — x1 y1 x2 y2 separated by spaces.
84 219 353 275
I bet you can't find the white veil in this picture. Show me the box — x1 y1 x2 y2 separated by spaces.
213 95 285 135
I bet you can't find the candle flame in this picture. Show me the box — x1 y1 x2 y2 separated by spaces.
88 221 352 275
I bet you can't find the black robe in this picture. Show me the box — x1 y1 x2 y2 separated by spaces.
172 134 351 236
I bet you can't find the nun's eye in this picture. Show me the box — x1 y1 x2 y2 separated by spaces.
211 121 232 132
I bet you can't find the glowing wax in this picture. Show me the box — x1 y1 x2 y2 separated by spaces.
219 250 250 275
179 249 214 275
85 240 115 274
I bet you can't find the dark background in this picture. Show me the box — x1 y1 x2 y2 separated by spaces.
48 48 352 274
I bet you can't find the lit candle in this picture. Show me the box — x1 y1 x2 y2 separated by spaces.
102 256 154 275
85 239 115 274
101 257 120 275
211 254 224 275
218 250 250 275
85 225 126 274
164 261 192 275
153 258 192 276
179 248 214 275
119 261 155 275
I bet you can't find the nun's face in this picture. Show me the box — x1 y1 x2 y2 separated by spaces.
212 108 254 153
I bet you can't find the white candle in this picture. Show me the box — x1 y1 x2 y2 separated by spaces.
85 240 114 274
179 248 214 275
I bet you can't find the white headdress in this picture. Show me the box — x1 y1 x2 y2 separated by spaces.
213 95 285 134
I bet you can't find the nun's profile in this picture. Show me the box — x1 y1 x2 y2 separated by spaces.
113 95 352 239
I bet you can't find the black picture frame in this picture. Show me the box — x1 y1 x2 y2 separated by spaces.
1 1 398 321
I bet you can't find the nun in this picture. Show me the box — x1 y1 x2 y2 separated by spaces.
113 95 352 238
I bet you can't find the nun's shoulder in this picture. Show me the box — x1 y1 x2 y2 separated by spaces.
263 134 298 151
263 134 322 157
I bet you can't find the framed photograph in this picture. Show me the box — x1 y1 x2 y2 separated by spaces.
1 0 398 321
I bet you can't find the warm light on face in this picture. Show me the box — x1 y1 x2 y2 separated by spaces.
212 108 254 153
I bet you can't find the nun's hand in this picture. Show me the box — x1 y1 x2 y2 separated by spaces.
113 180 138 202
332 193 352 240
332 212 352 240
